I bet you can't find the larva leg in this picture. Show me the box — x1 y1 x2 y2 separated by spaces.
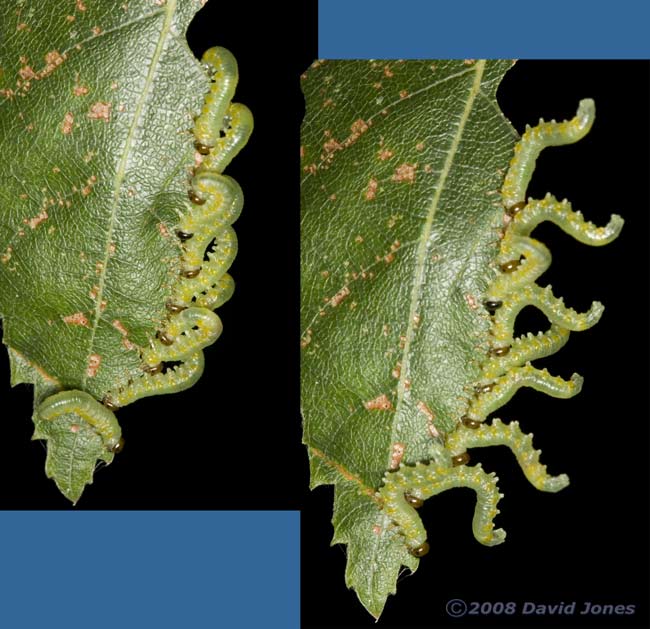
447 419 569 492
38 390 122 453
501 99 595 209
469 364 583 420
491 284 603 344
482 325 570 381
379 462 505 553
511 194 623 245
109 351 205 407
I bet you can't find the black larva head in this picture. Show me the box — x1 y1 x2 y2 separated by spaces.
188 190 206 205
102 396 117 411
404 493 423 508
181 267 201 279
194 141 212 155
410 542 430 558
483 300 502 313
475 383 494 395
176 230 194 242
461 415 481 429
166 302 187 314
157 331 175 346
451 452 470 467
142 362 163 375
109 437 125 454
491 345 511 357
500 258 521 273
505 200 526 216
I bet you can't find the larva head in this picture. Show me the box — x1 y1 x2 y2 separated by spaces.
109 436 125 454
404 493 424 508
409 542 430 558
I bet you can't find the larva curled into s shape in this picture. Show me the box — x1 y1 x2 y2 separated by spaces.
0 1 252 503
377 99 623 555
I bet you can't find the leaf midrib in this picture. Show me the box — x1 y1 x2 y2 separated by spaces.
81 0 177 389
387 60 486 466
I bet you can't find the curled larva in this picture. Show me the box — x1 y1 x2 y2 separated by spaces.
38 390 122 453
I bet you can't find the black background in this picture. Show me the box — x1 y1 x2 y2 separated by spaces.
301 61 650 628
0 5 648 629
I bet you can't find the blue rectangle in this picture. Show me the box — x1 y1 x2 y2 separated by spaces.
319 0 650 58
0 511 299 628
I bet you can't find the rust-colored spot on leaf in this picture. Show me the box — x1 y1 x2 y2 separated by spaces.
86 354 101 377
81 175 98 196
41 51 65 78
73 82 89 96
465 293 479 310
323 138 342 155
392 163 418 183
61 112 74 134
350 118 369 136
378 148 393 161
24 209 48 229
390 442 405 469
19 65 36 80
88 101 111 122
329 286 350 307
365 178 378 201
63 312 89 327
364 394 393 411
301 328 313 349
416 401 439 437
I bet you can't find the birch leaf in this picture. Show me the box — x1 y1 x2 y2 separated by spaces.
301 59 517 617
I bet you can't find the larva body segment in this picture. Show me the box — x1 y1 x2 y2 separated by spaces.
193 46 240 153
500 99 595 210
377 100 622 555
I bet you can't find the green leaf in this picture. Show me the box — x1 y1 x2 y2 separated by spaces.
0 0 208 499
33 410 114 504
301 60 517 617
